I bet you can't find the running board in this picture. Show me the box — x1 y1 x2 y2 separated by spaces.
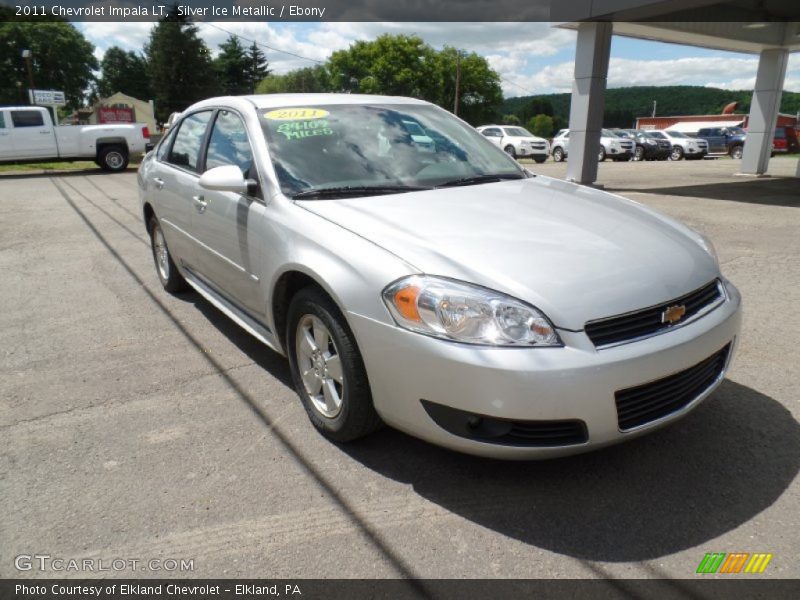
182 268 283 355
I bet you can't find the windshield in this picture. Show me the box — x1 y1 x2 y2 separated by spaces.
728 127 745 136
601 129 619 137
646 131 667 139
260 104 525 198
503 127 533 137
665 130 688 138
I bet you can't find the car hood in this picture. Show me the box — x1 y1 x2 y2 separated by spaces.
510 136 547 143
297 176 719 330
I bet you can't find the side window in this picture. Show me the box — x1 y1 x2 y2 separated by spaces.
11 110 44 128
0 112 5 128
167 111 212 172
205 110 255 178
156 125 178 161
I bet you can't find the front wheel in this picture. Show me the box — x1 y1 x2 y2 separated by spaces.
552 147 565 162
533 156 547 164
730 145 743 159
98 145 129 172
287 287 382 442
670 146 684 161
503 145 517 158
633 146 645 161
598 146 606 161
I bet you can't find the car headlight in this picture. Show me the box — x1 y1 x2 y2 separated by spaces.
382 276 561 346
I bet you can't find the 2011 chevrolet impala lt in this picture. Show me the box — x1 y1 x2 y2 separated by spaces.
138 94 741 459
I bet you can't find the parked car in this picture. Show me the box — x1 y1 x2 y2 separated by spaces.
139 94 741 459
0 106 150 171
771 126 799 154
615 129 671 161
696 126 746 159
476 125 549 162
550 128 634 162
658 130 709 160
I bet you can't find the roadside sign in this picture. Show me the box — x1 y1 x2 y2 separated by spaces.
29 89 66 107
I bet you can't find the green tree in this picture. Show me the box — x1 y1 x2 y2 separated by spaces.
214 35 250 96
144 10 217 122
0 20 98 109
256 65 330 94
328 34 439 98
244 42 270 94
527 114 554 138
98 46 151 100
434 47 502 125
501 114 520 125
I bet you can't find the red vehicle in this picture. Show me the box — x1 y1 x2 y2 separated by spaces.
772 126 799 154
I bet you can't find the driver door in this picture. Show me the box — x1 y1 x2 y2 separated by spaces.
481 127 504 148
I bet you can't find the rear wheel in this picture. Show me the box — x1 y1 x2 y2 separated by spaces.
287 287 382 442
148 217 188 293
98 145 129 172
552 147 565 162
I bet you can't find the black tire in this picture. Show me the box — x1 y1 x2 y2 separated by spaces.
98 145 129 172
670 146 684 161
598 146 606 161
148 217 188 293
287 287 382 443
633 145 645 161
730 145 743 159
503 145 517 158
533 156 547 164
552 147 565 162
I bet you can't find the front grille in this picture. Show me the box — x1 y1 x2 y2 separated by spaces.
420 400 588 447
615 343 730 430
531 142 547 150
585 280 723 348
620 141 633 149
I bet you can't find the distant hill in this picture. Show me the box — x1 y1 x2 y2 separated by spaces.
502 85 800 128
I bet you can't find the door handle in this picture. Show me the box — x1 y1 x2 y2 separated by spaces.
39 130 51 135
152 177 164 190
192 195 208 214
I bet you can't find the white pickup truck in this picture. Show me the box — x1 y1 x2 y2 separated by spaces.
0 106 151 172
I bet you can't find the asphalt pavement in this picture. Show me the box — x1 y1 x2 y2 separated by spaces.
1 158 798 579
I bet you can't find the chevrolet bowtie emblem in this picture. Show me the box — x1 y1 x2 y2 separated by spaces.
662 304 686 324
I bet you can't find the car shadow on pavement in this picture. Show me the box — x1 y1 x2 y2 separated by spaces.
606 176 800 208
341 379 800 562
178 290 294 388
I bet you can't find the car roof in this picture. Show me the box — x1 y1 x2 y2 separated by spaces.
186 93 432 113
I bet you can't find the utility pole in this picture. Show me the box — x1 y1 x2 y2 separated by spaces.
651 100 657 117
453 51 461 117
22 49 35 104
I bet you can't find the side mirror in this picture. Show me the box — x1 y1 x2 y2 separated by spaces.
199 165 257 195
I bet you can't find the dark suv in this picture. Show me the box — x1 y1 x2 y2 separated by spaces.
696 126 746 159
615 129 671 161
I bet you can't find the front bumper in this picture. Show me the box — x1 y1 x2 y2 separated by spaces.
349 279 741 459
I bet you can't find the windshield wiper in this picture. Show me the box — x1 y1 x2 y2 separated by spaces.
435 173 526 188
292 185 432 200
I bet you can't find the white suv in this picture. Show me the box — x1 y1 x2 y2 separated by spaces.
657 130 709 161
551 129 634 162
477 125 550 163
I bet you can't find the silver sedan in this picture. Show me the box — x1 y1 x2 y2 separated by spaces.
138 94 741 459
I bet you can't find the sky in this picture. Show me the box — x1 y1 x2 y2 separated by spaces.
76 21 800 97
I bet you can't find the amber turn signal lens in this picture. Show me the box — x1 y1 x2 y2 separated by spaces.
393 286 421 322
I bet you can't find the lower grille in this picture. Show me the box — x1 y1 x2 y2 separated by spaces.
615 343 730 431
421 400 588 447
585 280 724 348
